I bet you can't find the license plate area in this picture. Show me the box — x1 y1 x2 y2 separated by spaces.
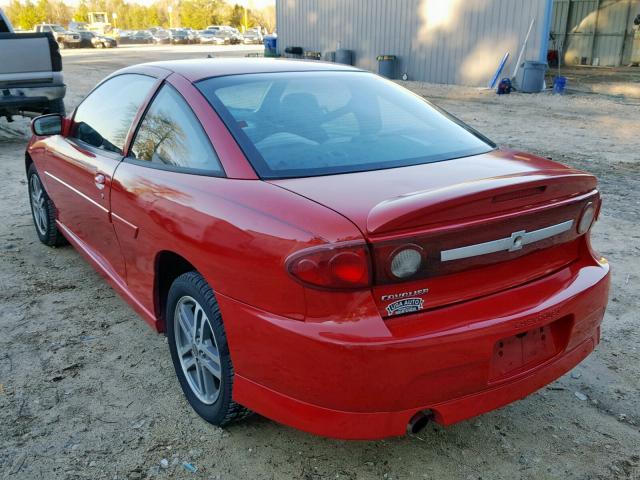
488 315 572 383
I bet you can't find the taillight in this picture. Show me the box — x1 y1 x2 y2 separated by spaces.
578 196 601 234
388 245 424 279
577 201 596 234
286 242 371 290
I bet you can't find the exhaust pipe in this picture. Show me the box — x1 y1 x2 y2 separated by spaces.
407 410 432 435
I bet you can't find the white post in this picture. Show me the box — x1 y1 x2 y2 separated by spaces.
512 18 536 80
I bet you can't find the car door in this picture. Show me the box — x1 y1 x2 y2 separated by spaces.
42 73 157 280
110 80 225 314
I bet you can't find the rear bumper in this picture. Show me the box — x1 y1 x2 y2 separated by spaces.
221 256 610 440
0 85 65 111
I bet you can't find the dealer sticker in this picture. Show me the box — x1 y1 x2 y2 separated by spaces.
385 297 424 316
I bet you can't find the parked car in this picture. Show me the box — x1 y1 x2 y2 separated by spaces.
0 9 66 119
214 30 241 45
206 24 228 31
168 28 189 44
198 29 225 45
204 25 242 44
152 30 170 44
25 59 610 440
68 21 89 32
242 30 262 44
34 23 81 49
183 27 199 44
116 29 133 43
78 30 117 48
128 30 153 44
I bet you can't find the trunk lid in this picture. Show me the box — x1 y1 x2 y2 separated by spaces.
270 150 598 317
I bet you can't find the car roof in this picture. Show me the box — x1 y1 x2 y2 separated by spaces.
120 58 362 83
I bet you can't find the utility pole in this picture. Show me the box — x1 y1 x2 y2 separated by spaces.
243 7 248 32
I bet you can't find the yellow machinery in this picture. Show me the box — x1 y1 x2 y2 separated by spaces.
87 12 112 35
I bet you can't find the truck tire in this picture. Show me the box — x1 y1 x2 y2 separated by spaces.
47 98 66 115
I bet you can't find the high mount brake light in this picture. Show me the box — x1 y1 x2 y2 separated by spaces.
286 242 371 290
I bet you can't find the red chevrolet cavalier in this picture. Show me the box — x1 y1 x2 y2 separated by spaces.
25 59 610 440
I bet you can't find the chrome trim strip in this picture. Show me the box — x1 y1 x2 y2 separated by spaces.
44 171 109 214
440 220 574 262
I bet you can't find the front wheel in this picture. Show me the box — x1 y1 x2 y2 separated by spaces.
27 164 67 247
166 271 250 426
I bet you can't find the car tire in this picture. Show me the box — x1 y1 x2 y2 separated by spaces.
166 271 251 426
47 98 66 115
27 164 67 247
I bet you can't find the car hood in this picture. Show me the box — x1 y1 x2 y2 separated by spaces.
268 149 596 238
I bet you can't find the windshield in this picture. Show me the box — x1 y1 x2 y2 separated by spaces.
197 71 494 179
52 25 66 32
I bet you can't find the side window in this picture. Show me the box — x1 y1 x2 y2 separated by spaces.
130 84 223 175
72 74 156 154
0 15 10 33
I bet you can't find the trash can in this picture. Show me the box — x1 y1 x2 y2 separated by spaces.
517 60 547 93
263 35 277 57
377 55 397 79
335 49 353 65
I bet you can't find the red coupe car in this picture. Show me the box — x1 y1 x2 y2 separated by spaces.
26 59 610 440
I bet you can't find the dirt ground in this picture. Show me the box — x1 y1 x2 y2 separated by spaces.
546 65 640 99
1 46 639 480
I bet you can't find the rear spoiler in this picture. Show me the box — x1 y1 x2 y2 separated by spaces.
0 32 62 72
367 171 598 235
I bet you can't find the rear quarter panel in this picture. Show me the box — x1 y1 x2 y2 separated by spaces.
109 167 364 325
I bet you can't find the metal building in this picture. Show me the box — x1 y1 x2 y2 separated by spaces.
551 0 640 66
275 0 553 86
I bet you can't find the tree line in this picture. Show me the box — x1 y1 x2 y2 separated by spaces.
5 0 275 32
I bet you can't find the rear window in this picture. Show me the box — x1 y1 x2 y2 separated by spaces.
197 71 494 179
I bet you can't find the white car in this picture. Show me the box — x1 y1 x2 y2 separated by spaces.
198 30 226 45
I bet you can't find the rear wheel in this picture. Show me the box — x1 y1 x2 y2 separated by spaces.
166 271 250 426
27 164 67 247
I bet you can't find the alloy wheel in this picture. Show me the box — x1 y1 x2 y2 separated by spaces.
30 174 48 235
173 295 222 404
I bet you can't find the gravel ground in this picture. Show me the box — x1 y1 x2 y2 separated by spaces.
1 47 639 480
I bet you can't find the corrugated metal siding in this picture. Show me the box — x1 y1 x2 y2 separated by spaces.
551 0 639 66
276 0 548 86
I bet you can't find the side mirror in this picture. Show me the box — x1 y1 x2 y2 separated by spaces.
31 114 63 136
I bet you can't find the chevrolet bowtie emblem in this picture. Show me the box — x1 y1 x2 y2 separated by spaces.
440 220 574 262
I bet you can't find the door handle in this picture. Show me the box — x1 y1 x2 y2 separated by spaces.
94 173 106 190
